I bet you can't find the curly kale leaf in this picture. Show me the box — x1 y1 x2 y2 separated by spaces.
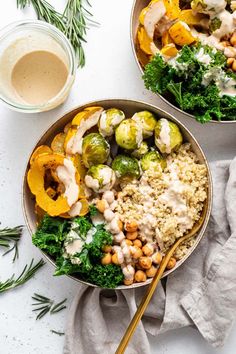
72 216 92 238
85 226 113 261
32 215 70 256
83 264 124 288
54 249 92 276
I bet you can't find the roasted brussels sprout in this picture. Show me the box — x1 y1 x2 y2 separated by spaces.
155 118 183 154
141 151 166 171
132 111 157 138
98 108 125 137
191 0 226 14
131 141 149 159
82 133 110 168
84 164 116 193
112 155 140 179
115 119 142 150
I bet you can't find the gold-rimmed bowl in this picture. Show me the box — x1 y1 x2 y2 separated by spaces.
22 98 212 289
130 0 236 124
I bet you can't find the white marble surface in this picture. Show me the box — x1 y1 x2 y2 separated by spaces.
0 1 236 353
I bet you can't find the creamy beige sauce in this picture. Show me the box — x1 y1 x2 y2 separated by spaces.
11 50 68 105
56 158 79 207
68 201 82 217
158 118 171 154
66 109 103 155
144 0 166 38
65 238 84 257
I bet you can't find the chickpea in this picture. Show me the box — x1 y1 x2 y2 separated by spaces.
134 270 147 282
227 57 234 67
138 256 152 270
142 243 154 257
166 257 176 270
230 32 236 47
133 239 142 248
117 219 124 231
125 221 138 233
124 278 134 286
101 253 112 265
146 266 157 278
111 253 119 265
102 245 112 253
102 190 114 204
113 231 125 244
104 209 115 222
123 239 133 246
96 199 108 213
130 246 143 260
126 231 138 240
221 41 230 47
152 252 162 265
232 60 236 72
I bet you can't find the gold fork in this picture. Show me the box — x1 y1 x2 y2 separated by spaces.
115 205 207 354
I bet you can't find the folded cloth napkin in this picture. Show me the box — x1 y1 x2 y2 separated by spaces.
64 158 236 354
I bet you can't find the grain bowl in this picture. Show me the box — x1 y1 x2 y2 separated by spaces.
22 99 212 289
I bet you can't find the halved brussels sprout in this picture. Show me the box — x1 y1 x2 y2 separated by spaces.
131 141 149 159
141 151 166 171
98 108 125 137
82 133 110 168
191 0 226 14
132 110 157 138
115 119 142 150
112 155 140 179
84 164 116 193
155 118 183 154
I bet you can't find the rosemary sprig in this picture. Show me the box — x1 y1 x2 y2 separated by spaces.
17 0 96 67
32 293 67 320
50 329 65 336
0 226 23 262
0 259 45 293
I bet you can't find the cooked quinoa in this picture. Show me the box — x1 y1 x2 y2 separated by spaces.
116 143 208 259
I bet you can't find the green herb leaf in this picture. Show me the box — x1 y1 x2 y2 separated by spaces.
0 259 45 293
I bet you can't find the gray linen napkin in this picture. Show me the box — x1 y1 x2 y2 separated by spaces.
64 158 236 354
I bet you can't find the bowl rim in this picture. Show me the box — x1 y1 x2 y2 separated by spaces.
22 98 213 290
130 0 236 125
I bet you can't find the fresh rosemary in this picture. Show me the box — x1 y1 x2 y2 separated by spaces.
0 225 23 262
0 259 45 293
32 293 67 320
16 0 96 67
50 329 65 336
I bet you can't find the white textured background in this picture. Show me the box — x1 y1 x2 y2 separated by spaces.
0 1 236 353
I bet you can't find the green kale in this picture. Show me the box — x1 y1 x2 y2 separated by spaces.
82 264 124 288
54 249 92 276
89 204 98 216
72 216 92 238
86 226 113 261
32 215 69 256
143 44 234 122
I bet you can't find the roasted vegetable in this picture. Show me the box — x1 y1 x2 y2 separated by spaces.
168 21 196 46
161 43 178 57
131 141 149 159
85 164 116 193
191 0 226 14
141 151 166 171
155 118 183 154
112 155 140 179
98 108 125 137
179 9 206 25
30 145 52 165
132 110 157 138
27 154 80 216
137 26 153 55
51 133 66 154
82 133 110 168
115 119 142 150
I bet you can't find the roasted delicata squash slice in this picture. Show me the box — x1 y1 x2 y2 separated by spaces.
71 153 87 179
60 198 90 218
137 26 153 55
51 133 66 154
161 43 178 57
163 0 181 19
179 9 206 26
162 31 174 47
30 145 52 165
169 21 196 46
65 107 103 155
27 153 80 216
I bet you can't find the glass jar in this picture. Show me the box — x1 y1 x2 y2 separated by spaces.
0 20 76 113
